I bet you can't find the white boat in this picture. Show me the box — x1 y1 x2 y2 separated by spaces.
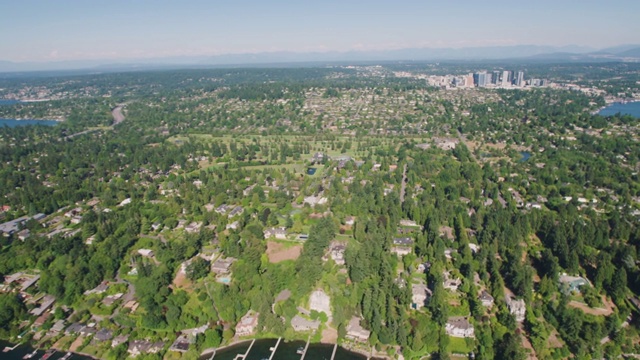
60 352 73 360
23 349 38 359
296 346 305 354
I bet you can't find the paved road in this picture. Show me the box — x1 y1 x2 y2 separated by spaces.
111 105 125 125
62 104 125 140
110 272 136 321
399 163 408 204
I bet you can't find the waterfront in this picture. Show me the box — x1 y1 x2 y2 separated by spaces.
0 340 93 360
0 99 20 106
0 118 59 127
598 101 640 118
200 339 384 360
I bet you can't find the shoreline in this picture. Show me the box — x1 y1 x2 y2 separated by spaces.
0 117 63 123
592 99 640 115
201 338 391 359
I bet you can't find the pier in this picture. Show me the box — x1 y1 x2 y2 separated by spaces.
233 339 255 360
2 343 20 352
329 343 338 360
208 350 216 360
268 337 281 360
299 335 311 359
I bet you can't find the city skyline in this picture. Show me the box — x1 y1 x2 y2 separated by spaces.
1 0 640 63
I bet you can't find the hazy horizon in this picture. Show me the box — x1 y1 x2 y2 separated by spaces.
2 0 640 63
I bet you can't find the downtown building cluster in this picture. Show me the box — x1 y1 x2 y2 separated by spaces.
396 69 549 89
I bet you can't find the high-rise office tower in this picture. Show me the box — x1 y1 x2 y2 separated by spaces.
515 71 525 87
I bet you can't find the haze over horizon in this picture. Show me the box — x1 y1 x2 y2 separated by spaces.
2 0 640 64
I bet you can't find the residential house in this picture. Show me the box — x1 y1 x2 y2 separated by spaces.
506 296 526 322
399 219 422 228
211 257 236 274
30 295 55 316
243 184 256 197
111 334 129 348
345 216 355 226
127 340 165 357
329 242 346 265
445 317 475 338
291 315 321 332
434 138 459 150
411 283 432 310
51 320 66 333
439 226 455 241
95 329 113 342
236 311 259 336
227 206 244 218
184 222 202 233
559 274 590 294
303 195 328 207
226 221 239 230
137 249 154 257
392 237 414 256
346 316 370 342
478 290 494 308
215 205 229 215
84 281 109 296
443 272 462 292
263 227 287 240
65 323 85 335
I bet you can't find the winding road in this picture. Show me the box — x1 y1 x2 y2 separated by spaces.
62 104 125 140
111 105 125 125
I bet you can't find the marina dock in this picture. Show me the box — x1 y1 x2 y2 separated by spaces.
233 339 255 360
267 337 281 360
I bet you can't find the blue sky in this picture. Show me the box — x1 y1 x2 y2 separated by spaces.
1 0 639 62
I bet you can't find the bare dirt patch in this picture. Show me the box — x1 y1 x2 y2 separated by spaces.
321 326 338 344
266 241 302 263
173 269 190 289
69 336 85 352
547 329 564 348
568 296 615 316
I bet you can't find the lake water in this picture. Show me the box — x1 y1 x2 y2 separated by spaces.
0 119 59 127
598 101 640 118
0 99 20 106
0 340 93 360
0 99 58 127
200 339 383 360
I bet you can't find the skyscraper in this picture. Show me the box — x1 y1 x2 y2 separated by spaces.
515 71 525 87
501 70 511 87
474 72 488 87
492 71 501 85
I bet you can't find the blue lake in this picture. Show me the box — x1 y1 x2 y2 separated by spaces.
0 118 59 127
0 100 58 127
0 99 20 106
598 101 640 118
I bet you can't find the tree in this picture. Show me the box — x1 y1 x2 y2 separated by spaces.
186 258 211 282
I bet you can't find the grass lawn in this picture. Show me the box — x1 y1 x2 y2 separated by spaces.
447 336 472 354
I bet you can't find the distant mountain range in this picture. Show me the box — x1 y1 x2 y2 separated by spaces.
1 44 640 73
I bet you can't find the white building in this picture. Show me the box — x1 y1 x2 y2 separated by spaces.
291 315 321 332
236 311 259 336
411 283 432 310
506 296 526 322
445 317 475 338
346 316 370 342
303 195 328 207
137 249 154 257
263 227 287 240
